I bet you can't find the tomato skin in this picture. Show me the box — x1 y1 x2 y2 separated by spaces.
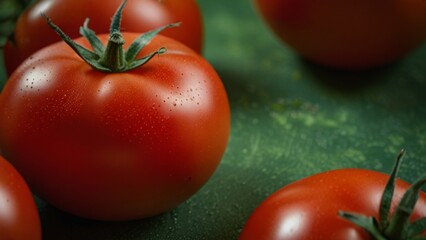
240 169 426 240
0 34 230 221
4 0 203 75
254 0 426 69
0 156 41 240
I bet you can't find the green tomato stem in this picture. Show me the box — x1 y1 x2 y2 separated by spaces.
99 31 126 72
379 149 405 229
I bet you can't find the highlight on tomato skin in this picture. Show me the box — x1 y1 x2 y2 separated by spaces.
4 0 203 76
0 155 42 240
253 0 426 70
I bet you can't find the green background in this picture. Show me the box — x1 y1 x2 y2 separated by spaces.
1 0 426 239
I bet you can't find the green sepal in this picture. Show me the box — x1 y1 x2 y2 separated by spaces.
43 14 108 71
43 0 179 73
79 19 104 55
408 218 426 238
339 211 387 240
109 0 127 36
380 149 406 229
126 47 166 71
125 22 181 62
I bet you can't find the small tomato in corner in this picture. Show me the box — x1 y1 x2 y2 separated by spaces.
254 0 426 69
4 0 203 75
240 150 426 239
0 155 41 240
0 1 229 221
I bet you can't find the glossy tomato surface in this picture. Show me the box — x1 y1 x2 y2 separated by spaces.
4 0 203 75
0 156 41 240
240 169 426 240
0 33 230 221
254 0 426 69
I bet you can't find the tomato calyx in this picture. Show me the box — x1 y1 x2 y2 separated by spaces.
43 0 180 72
340 149 426 240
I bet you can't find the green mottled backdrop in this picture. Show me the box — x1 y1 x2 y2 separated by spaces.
1 0 425 239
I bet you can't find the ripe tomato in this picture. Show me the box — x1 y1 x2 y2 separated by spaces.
0 155 41 240
240 168 426 239
4 0 203 75
254 0 426 69
0 32 230 220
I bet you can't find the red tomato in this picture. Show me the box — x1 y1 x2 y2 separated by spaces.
254 0 426 69
0 155 41 240
4 0 203 75
0 33 230 221
240 169 426 239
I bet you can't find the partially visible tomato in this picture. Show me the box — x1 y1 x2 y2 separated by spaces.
0 155 41 240
4 0 203 75
240 168 426 239
254 0 426 69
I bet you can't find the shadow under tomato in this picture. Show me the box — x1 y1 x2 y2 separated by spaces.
298 56 396 95
38 203 160 240
36 163 273 240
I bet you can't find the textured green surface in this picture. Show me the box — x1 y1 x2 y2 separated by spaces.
1 0 426 239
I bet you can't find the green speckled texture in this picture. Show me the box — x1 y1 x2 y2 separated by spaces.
1 0 425 239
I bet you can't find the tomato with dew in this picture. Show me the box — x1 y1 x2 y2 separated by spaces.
4 0 203 75
0 1 229 221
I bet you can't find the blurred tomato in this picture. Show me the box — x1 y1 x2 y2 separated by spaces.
254 0 426 69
